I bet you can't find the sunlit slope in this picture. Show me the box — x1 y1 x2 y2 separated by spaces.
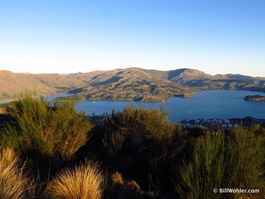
0 70 86 101
65 68 189 102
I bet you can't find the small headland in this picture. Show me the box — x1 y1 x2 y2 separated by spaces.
244 95 265 102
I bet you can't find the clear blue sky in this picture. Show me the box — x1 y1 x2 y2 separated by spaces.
0 0 264 76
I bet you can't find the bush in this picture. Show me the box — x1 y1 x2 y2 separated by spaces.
174 131 226 199
102 105 177 155
103 105 172 138
44 163 104 199
174 127 265 199
102 105 187 195
1 94 93 161
228 126 265 191
102 132 126 160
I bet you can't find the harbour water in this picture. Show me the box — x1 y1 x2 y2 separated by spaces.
2 91 264 122
75 90 265 122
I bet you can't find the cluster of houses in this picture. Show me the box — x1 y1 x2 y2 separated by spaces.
179 116 265 129
89 114 265 130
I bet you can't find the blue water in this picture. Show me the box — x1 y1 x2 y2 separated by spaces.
2 91 264 122
74 90 265 122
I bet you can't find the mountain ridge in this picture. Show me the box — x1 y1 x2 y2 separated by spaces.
1 68 265 102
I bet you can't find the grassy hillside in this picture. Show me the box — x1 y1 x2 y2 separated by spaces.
0 70 55 101
0 70 86 102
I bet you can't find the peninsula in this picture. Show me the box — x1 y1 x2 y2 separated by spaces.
244 95 265 102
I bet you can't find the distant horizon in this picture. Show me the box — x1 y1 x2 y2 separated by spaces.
1 1 265 77
1 66 265 78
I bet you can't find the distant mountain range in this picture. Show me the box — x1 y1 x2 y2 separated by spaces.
1 68 265 102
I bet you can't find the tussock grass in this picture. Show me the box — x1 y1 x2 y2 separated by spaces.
44 163 104 199
0 147 34 199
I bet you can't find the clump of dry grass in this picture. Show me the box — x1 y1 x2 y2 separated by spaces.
0 147 32 199
110 172 144 199
0 146 15 166
44 163 104 199
111 172 141 191
111 172 124 185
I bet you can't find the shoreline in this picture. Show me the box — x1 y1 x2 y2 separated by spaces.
1 89 265 104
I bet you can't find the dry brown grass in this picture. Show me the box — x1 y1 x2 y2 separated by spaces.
111 172 124 184
44 163 104 199
0 147 33 199
110 172 144 199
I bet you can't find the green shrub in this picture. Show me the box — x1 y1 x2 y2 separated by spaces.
103 105 148 136
102 105 187 195
102 105 176 146
1 94 93 161
102 105 179 164
174 127 265 199
102 132 126 160
228 126 265 191
174 131 226 199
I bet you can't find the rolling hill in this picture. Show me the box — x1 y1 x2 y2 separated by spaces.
0 70 86 102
